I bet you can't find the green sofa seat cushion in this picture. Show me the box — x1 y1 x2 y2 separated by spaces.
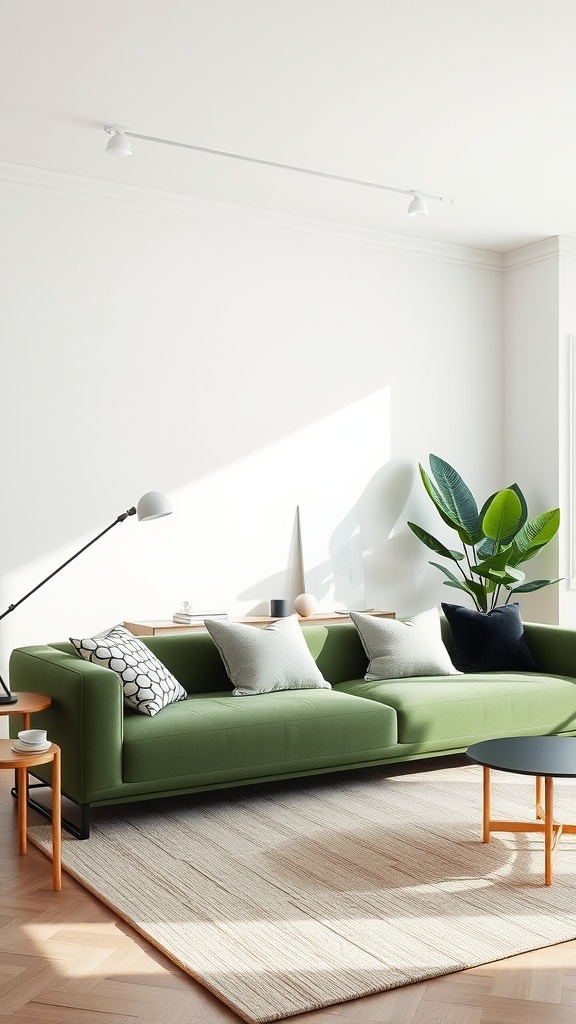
335 673 576 750
121 687 398 786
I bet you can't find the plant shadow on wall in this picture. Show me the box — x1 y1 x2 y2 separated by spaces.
339 462 416 611
407 455 562 612
239 462 414 612
295 466 412 614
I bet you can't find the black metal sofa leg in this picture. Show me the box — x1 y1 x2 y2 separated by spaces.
11 772 90 839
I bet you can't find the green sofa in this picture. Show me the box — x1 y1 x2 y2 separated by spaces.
9 618 576 838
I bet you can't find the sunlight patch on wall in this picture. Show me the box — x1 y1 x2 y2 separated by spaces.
1 388 392 676
167 387 392 615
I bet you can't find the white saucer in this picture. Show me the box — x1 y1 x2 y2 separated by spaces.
11 739 51 753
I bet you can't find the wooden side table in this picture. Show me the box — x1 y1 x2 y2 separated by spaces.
0 691 51 730
0 739 61 890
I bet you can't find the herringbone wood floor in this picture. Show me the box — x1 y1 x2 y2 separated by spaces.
3 773 576 1023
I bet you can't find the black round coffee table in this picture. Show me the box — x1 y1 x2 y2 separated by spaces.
467 736 576 886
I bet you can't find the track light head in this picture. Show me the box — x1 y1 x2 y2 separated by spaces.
105 127 132 159
407 194 429 218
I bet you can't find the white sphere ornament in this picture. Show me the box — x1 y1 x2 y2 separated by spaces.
293 593 318 617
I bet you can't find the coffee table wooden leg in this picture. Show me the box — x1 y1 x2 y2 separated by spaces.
545 775 554 886
51 748 61 891
536 775 544 817
17 766 27 855
483 766 491 842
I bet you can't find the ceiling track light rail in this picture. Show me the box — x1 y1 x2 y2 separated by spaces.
104 126 454 218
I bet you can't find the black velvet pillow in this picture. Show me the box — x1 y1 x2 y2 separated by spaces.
441 602 539 673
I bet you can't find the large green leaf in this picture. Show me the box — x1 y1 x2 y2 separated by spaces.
482 489 523 546
419 465 468 537
478 490 498 534
428 455 482 544
473 565 525 586
429 561 465 584
407 522 464 561
507 509 560 565
507 577 563 595
471 548 513 574
443 578 489 611
475 536 496 559
478 484 527 541
432 561 496 608
505 484 528 539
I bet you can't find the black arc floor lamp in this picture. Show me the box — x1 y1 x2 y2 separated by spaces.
0 490 172 705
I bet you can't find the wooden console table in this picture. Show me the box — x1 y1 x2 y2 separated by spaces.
124 610 395 637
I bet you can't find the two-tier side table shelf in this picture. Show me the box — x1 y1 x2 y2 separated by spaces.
0 738 61 890
1 692 61 889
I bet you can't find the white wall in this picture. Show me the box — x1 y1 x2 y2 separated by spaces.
0 165 503 681
502 241 560 624
503 238 576 626
558 243 576 626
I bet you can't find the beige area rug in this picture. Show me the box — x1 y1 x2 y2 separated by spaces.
30 762 576 1023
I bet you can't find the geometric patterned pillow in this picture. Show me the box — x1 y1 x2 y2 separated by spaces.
70 624 187 716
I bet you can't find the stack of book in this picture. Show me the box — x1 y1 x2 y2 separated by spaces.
172 610 229 624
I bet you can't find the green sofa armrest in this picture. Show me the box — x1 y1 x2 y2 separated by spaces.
9 645 124 804
522 623 576 678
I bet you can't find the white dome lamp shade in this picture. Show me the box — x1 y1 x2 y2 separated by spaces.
136 491 173 521
407 193 429 218
105 129 133 159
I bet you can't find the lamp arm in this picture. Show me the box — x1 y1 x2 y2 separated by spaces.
0 506 137 625
0 506 139 704
0 674 13 700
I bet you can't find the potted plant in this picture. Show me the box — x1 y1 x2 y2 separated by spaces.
407 454 561 612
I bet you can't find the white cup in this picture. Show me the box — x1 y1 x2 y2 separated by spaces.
18 729 47 746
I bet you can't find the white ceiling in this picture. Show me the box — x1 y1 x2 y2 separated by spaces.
2 0 576 253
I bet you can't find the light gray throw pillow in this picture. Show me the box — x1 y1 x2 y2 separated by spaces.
349 608 460 680
204 614 331 695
